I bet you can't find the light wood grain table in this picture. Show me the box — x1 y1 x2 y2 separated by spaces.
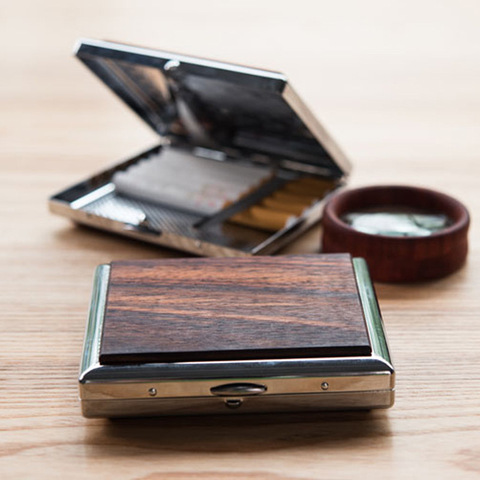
1 1 479 478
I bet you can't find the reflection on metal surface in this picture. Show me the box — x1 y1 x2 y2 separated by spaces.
80 264 110 377
75 38 349 175
70 183 116 210
81 373 392 401
81 391 394 418
353 257 393 367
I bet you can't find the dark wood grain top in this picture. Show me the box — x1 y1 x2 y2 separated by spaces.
99 254 371 364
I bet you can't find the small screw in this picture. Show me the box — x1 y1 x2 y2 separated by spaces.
321 382 329 391
148 387 157 397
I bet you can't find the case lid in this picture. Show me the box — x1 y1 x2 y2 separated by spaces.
75 39 351 178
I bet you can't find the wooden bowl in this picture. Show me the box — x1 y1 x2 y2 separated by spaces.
322 185 470 282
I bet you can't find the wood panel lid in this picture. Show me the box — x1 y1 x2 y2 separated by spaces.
99 254 371 365
322 185 470 282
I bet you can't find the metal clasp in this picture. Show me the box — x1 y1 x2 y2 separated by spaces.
210 382 267 397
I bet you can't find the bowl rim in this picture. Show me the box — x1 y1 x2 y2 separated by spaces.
323 185 470 242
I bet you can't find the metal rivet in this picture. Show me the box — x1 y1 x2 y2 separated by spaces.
321 382 329 391
195 240 202 249
148 387 157 397
164 59 180 72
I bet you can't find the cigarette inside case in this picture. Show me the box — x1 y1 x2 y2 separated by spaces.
229 176 336 231
112 149 274 216
111 149 337 233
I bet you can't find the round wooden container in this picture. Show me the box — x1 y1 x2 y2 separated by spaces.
322 185 470 282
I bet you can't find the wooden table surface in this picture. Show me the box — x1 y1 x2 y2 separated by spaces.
1 1 479 478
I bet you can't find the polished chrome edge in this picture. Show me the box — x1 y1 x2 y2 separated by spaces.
79 264 110 381
353 257 394 372
81 390 394 418
80 373 393 401
282 83 352 177
80 355 395 401
75 38 288 86
70 183 115 210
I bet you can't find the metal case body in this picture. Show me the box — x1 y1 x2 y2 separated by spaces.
79 258 394 417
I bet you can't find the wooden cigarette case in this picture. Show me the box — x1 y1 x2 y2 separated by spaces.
79 254 394 417
49 39 351 257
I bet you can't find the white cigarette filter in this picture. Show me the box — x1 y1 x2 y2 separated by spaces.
112 149 273 215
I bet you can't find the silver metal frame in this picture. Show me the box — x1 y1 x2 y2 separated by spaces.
79 258 394 417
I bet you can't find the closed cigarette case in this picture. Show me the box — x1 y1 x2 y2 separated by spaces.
50 39 351 256
79 254 394 417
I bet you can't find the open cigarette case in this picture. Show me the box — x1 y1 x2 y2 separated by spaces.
79 254 394 417
50 39 351 256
